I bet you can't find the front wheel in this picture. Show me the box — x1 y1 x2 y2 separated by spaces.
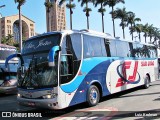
144 75 150 89
87 85 100 106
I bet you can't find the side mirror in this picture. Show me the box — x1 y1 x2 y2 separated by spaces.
5 53 24 71
48 46 60 66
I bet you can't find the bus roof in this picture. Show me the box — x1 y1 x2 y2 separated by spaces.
27 29 155 46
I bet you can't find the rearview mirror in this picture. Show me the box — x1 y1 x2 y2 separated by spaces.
5 53 24 73
48 46 60 66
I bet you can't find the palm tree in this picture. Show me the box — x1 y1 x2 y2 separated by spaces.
148 24 154 42
127 12 141 40
95 0 107 33
152 27 160 44
142 23 149 43
105 0 125 37
44 0 53 32
83 7 92 29
134 24 143 42
78 0 93 29
14 0 26 52
113 7 128 39
59 0 76 30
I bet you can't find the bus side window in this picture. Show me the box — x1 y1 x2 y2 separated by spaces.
83 35 103 58
109 40 117 57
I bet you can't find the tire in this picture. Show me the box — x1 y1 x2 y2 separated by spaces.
87 85 100 106
144 75 150 89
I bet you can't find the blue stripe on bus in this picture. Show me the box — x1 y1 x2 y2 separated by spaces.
60 57 109 93
60 57 156 93
69 60 112 106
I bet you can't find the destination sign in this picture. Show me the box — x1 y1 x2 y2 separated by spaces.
22 34 61 54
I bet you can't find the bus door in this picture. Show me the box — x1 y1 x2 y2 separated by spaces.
59 33 82 107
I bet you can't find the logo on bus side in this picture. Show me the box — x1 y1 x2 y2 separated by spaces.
116 61 140 87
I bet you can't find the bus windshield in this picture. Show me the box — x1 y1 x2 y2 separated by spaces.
20 59 58 88
0 63 18 83
18 34 61 89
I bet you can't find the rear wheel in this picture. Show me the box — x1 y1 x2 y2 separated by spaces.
144 75 150 89
87 85 100 106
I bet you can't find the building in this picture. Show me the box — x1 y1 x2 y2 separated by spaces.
0 14 35 43
46 0 66 31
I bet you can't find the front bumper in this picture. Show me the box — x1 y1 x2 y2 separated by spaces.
17 97 60 109
0 86 17 94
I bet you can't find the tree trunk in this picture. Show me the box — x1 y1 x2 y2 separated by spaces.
87 16 89 29
112 6 115 37
101 3 104 33
122 27 125 39
145 33 147 43
131 24 133 41
139 33 141 42
19 6 22 53
86 3 89 29
70 0 72 30
150 36 152 42
70 8 72 30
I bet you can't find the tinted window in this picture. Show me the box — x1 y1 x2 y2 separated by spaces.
61 34 82 60
130 43 157 58
60 33 82 84
109 41 117 57
116 41 130 57
148 46 157 58
83 35 103 58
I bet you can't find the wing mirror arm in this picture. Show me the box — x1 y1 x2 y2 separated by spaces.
5 53 24 72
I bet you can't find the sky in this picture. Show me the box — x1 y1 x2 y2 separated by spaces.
1 0 160 43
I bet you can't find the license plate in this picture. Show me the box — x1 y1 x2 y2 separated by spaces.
28 102 35 106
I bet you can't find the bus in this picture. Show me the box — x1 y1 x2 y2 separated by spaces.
0 44 18 94
5 29 158 109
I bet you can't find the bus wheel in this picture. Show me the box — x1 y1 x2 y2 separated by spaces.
87 85 100 106
144 75 150 89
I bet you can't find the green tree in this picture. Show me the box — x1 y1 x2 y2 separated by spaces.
113 7 128 39
127 12 141 40
142 23 149 43
134 24 143 42
60 0 76 30
152 27 160 44
78 0 93 29
14 0 26 52
105 0 125 37
95 0 107 32
148 24 154 42
44 0 53 32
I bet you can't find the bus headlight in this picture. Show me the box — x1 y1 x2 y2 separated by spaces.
17 93 22 97
42 94 57 99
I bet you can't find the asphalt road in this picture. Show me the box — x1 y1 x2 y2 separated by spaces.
0 80 160 120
